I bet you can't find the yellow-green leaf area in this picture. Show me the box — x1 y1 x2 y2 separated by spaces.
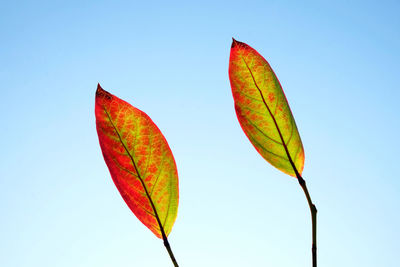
229 40 304 177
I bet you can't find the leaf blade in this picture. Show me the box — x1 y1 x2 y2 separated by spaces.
95 84 179 238
229 39 305 177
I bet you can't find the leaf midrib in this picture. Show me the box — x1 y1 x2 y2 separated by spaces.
103 108 168 238
241 57 301 177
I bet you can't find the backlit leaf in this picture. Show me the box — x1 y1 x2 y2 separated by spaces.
229 39 304 177
95 84 179 238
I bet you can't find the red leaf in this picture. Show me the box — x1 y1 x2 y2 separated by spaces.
95 84 179 238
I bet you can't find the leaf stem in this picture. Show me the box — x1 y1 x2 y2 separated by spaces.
297 175 317 267
162 235 179 267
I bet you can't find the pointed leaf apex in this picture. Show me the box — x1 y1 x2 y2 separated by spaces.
96 83 112 100
231 37 238 48
97 83 103 93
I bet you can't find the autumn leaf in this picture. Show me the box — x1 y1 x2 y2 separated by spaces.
229 39 305 177
95 84 179 239
229 39 317 267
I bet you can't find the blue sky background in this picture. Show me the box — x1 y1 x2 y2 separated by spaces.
1 1 399 266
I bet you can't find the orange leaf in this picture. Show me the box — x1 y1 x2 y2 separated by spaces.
229 39 305 177
95 84 179 238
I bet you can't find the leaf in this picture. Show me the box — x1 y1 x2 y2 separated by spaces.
95 84 179 238
228 39 304 177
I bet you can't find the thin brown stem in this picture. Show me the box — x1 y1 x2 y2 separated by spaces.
163 236 179 267
297 176 317 267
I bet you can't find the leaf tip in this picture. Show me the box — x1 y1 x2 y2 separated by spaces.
231 37 238 48
96 83 104 94
231 38 247 49
96 83 112 100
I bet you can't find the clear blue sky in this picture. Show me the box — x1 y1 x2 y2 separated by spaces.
1 1 399 266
